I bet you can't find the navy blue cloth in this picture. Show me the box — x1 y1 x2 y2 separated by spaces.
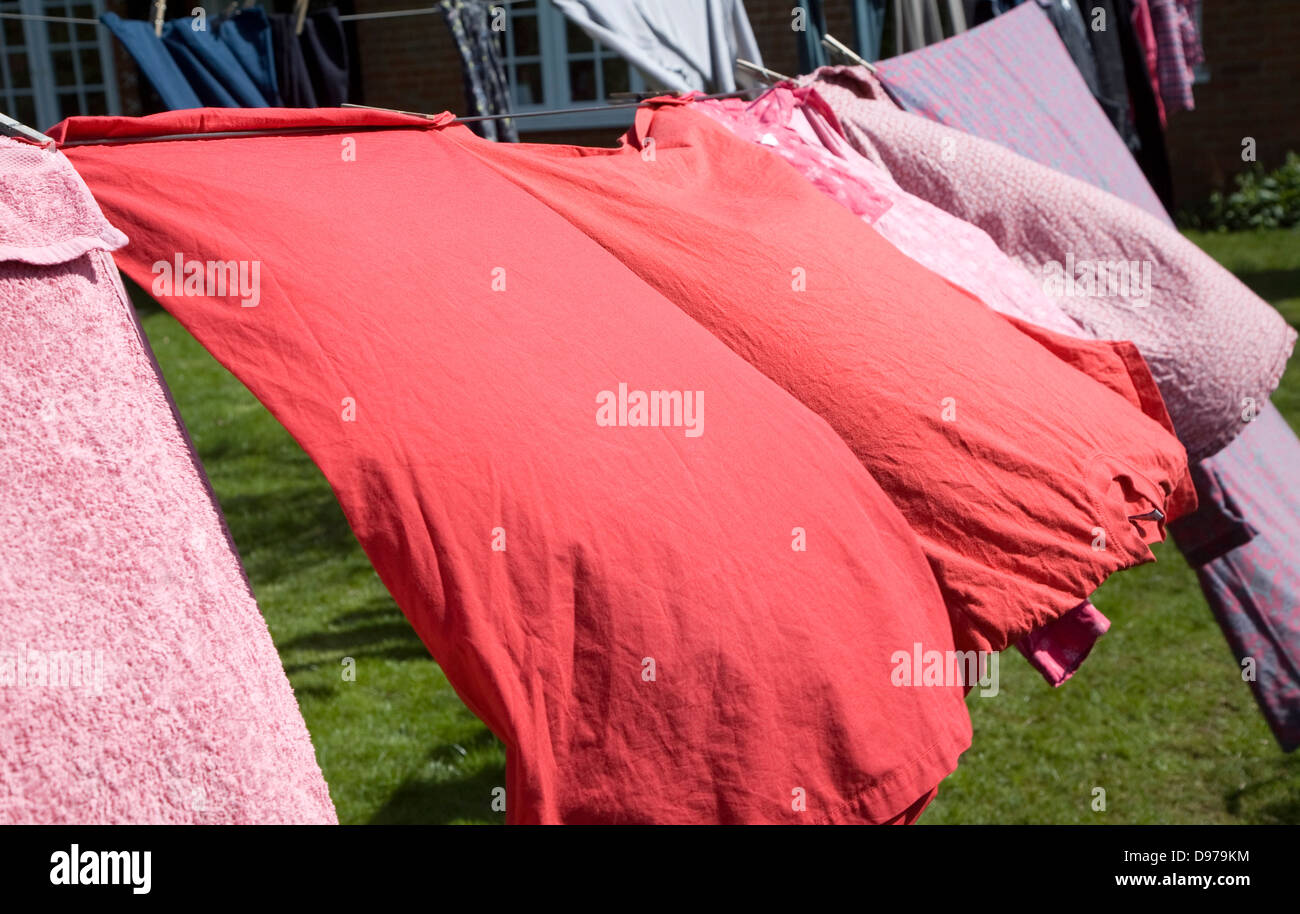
100 12 203 110
298 9 350 108
269 12 317 107
162 18 269 108
217 7 282 106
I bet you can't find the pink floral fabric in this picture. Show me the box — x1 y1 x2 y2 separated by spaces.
695 85 1084 338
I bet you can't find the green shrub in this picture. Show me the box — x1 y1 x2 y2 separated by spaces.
1178 151 1300 231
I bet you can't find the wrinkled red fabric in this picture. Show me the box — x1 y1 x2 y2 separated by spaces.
58 107 971 824
439 100 1196 655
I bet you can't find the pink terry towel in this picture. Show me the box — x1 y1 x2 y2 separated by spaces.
0 136 336 824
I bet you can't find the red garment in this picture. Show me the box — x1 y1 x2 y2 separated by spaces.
440 99 1196 656
57 107 971 824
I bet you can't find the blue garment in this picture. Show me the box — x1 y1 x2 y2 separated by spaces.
217 8 282 106
162 18 269 108
100 12 203 110
852 0 888 61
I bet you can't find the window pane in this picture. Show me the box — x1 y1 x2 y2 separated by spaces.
513 62 542 106
84 89 107 114
14 92 36 126
47 22 70 45
565 19 592 53
8 51 30 89
512 13 538 57
568 58 596 101
58 89 81 116
3 17 24 46
75 24 97 43
52 48 75 83
602 57 630 96
79 47 101 83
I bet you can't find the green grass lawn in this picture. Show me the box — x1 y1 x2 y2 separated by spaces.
133 228 1300 824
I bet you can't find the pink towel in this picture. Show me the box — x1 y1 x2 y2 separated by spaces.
0 136 336 824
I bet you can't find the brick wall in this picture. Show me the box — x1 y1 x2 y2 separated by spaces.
1163 0 1300 204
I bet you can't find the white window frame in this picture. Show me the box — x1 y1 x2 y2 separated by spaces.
0 0 118 129
501 0 644 132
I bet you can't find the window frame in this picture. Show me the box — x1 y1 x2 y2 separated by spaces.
0 0 119 129
501 0 643 132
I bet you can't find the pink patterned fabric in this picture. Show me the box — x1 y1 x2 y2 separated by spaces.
695 85 1084 338
1017 602 1112 686
0 136 336 823
694 85 1110 687
806 66 1296 463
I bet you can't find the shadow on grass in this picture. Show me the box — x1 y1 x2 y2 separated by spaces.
1224 769 1300 824
218 483 368 586
1234 268 1300 320
279 600 431 671
368 728 507 825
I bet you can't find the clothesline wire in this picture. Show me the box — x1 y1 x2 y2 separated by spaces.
0 2 528 27
344 88 761 124
0 12 99 24
51 89 760 147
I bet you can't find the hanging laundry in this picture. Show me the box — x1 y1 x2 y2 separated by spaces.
549 0 763 92
895 0 968 52
269 13 318 106
0 136 336 823
1092 0 1176 213
856 0 889 61
218 6 283 106
1130 0 1167 124
793 0 829 72
694 86 1084 337
805 66 1294 462
57 106 974 824
805 67 1300 750
100 12 203 111
975 0 1175 213
1148 0 1202 115
440 98 1196 657
298 9 350 108
162 18 270 108
1172 403 1300 751
438 0 517 142
695 85 1115 686
872 1 1173 223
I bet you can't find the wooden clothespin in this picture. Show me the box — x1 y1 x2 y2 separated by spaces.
821 34 879 74
736 58 791 85
152 0 167 36
294 0 308 35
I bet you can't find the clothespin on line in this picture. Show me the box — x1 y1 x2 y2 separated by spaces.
294 0 308 35
152 0 166 36
0 111 53 145
736 58 791 85
821 33 879 74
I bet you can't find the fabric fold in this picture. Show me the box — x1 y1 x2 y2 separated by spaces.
60 107 973 824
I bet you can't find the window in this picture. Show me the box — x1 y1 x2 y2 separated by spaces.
501 0 644 130
0 0 118 129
